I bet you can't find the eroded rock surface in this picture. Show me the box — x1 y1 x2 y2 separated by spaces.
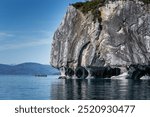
50 0 150 78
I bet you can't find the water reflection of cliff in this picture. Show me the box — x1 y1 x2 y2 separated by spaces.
50 79 150 100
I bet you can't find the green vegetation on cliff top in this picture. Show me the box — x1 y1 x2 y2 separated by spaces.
72 0 149 21
72 0 104 14
72 0 103 22
142 0 150 3
72 0 150 14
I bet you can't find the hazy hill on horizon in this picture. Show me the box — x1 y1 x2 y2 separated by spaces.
0 62 59 75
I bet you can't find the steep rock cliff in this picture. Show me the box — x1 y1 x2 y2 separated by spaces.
51 0 150 76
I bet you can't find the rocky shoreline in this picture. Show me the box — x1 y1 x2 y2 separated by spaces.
58 64 150 79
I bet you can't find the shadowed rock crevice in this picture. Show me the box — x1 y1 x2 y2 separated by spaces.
77 41 90 67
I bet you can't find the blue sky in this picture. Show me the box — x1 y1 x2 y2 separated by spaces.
0 0 84 65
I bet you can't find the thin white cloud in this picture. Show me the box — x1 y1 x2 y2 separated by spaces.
0 32 14 38
0 38 50 51
31 30 54 37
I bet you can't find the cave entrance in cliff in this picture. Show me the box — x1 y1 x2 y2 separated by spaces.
75 66 89 79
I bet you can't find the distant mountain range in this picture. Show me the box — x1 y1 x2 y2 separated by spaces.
0 63 59 75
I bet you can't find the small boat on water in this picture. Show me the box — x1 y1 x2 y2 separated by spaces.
35 74 47 77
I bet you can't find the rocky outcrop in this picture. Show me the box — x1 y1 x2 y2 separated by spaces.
50 0 150 79
127 64 150 79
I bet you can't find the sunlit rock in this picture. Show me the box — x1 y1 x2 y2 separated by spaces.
50 0 150 79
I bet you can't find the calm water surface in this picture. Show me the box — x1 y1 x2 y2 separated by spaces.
0 75 150 100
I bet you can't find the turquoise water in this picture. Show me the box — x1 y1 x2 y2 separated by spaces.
0 75 150 100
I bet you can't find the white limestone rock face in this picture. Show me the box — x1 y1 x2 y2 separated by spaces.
50 1 150 70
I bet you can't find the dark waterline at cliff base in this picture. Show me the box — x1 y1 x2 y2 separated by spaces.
0 75 150 100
